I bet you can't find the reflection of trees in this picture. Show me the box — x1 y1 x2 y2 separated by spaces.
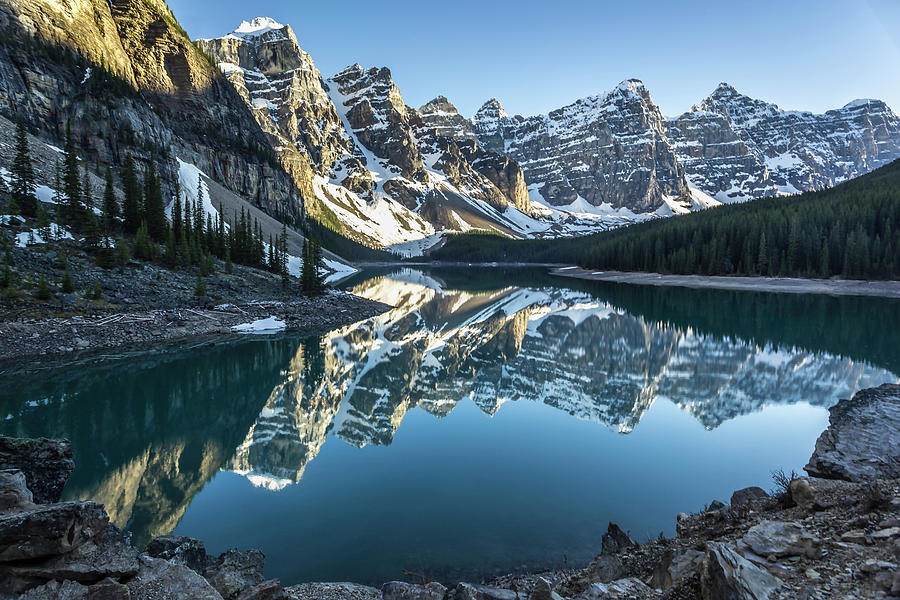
0 337 300 546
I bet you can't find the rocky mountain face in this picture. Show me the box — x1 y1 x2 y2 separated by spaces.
197 22 538 250
667 83 900 202
465 80 695 213
0 0 305 220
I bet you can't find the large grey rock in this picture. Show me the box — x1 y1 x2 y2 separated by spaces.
236 579 289 600
805 384 900 481
529 577 564 600
649 549 705 590
742 521 818 558
146 535 208 573
0 524 140 594
0 437 74 504
204 549 266 599
382 581 447 600
0 469 35 514
17 579 91 600
0 501 107 561
789 477 857 510
452 583 518 600
285 582 380 600
730 487 768 508
585 554 625 583
701 543 781 600
580 578 655 599
601 522 632 556
126 555 224 600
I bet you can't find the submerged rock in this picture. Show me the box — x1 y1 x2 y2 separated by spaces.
701 543 781 600
0 437 74 504
805 383 900 481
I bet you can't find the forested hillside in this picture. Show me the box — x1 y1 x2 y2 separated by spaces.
433 158 900 280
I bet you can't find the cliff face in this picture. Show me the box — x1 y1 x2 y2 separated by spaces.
0 0 305 220
470 80 694 213
667 83 900 202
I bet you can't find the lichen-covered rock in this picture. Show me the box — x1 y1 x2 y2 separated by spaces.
0 524 140 594
580 577 655 599
649 548 704 590
805 384 900 481
700 543 781 600
285 582 381 600
381 581 447 600
204 549 266 599
601 522 633 556
741 521 818 558
146 535 208 573
0 436 74 504
0 469 35 514
126 555 224 600
730 487 768 508
0 501 107 562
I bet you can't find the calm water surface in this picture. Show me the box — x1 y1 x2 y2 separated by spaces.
2 267 898 585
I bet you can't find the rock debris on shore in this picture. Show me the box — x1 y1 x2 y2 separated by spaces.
0 385 898 599
0 292 390 364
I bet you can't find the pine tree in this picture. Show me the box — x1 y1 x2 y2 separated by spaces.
62 122 83 230
311 238 324 294
82 162 94 210
101 165 118 231
172 186 183 251
164 229 177 268
83 211 101 250
279 222 289 286
11 117 38 217
142 160 166 242
61 265 74 294
35 274 51 300
1 243 13 289
194 272 207 297
121 155 141 234
133 221 153 261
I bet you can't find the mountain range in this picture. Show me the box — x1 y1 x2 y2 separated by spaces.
1 4 899 258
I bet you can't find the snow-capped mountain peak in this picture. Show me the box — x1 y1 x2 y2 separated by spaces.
231 17 286 37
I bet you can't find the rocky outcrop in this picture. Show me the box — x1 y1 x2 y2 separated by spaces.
700 543 781 600
805 383 900 481
667 83 900 202
471 80 693 212
0 436 73 503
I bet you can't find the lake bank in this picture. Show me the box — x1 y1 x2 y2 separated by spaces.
2 384 899 599
552 267 900 298
0 291 390 364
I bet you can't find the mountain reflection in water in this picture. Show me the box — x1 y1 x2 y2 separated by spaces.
1 267 897 581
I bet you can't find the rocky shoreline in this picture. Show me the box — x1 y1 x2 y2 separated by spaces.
1 385 899 599
552 268 900 299
0 291 390 365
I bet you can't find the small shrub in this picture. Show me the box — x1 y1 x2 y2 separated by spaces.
35 274 51 300
771 468 798 508
90 280 102 300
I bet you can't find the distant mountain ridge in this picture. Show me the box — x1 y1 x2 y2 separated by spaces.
3 3 898 258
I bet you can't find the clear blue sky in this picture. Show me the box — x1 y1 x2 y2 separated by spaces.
168 0 900 119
